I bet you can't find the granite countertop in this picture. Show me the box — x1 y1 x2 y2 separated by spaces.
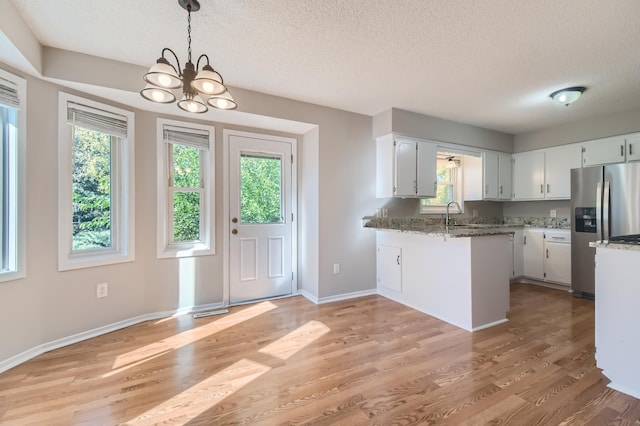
363 216 569 238
589 241 640 252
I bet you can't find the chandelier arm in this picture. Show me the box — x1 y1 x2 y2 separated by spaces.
161 48 182 77
196 54 210 71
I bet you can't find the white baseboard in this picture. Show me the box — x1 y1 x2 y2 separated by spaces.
0 301 225 374
298 288 377 305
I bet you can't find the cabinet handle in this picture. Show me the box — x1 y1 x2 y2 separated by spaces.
485 184 489 194
523 236 527 245
631 144 633 156
397 255 400 265
540 184 544 194
621 145 625 157
547 184 550 193
500 185 503 195
546 248 549 258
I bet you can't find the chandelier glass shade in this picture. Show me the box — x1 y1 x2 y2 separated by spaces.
140 0 237 113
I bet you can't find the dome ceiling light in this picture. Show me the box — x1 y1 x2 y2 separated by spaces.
549 86 586 106
140 0 237 113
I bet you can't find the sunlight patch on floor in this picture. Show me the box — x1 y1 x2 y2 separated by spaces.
258 320 330 360
123 358 270 425
111 301 278 370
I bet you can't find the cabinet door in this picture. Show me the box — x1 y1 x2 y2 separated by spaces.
523 229 544 279
544 144 582 199
582 136 626 166
544 242 571 284
498 154 512 200
394 139 417 196
513 151 545 200
512 229 524 277
377 245 402 292
376 134 395 198
627 134 640 162
416 141 437 197
483 152 499 199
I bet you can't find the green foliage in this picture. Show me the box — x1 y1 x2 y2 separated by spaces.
171 144 202 242
72 127 112 250
173 192 200 242
240 155 282 223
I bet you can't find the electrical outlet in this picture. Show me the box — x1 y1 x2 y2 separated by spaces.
472 209 478 218
550 209 557 218
382 208 388 218
96 282 108 298
333 263 340 274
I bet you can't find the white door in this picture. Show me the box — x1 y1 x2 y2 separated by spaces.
228 133 294 304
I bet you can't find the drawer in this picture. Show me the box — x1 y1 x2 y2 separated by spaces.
544 229 571 243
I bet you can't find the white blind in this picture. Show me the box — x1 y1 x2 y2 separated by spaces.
67 101 128 138
163 124 210 150
0 77 20 109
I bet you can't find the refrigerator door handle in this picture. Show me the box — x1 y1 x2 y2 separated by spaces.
596 181 603 241
603 180 610 243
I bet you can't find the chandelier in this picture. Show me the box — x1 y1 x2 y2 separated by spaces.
140 0 237 113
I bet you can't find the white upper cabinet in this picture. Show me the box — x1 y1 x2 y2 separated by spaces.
394 138 418 196
498 153 513 200
582 135 626 166
416 141 437 198
544 144 582 199
478 152 512 200
513 145 581 201
513 151 545 200
626 134 640 162
376 134 437 198
482 152 499 199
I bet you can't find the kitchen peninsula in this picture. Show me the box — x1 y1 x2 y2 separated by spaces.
591 242 640 399
367 218 514 332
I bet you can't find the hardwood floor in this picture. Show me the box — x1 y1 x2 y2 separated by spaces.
1 283 639 425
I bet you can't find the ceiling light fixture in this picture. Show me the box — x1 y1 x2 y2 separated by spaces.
140 0 237 113
549 86 586 106
445 156 458 169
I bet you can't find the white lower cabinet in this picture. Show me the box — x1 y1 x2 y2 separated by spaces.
377 244 402 292
512 229 524 278
523 229 545 280
521 228 571 286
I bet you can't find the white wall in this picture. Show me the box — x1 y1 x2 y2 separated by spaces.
375 108 514 153
515 106 640 152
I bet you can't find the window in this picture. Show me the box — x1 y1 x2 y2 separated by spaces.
0 69 26 282
157 119 215 258
420 153 464 214
58 93 135 270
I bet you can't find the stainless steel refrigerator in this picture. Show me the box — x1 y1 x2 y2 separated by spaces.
571 162 640 299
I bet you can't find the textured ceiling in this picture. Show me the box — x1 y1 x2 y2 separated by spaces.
9 0 640 134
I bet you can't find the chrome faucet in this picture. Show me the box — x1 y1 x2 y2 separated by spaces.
445 201 462 230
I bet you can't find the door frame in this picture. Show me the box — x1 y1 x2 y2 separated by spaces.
222 129 298 306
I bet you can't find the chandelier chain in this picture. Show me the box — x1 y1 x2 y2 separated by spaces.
187 5 192 63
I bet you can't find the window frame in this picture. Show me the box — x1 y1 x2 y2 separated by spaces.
0 68 26 283
420 154 464 215
57 93 135 271
156 118 215 258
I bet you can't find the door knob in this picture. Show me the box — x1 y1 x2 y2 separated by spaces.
232 217 238 223
231 229 238 235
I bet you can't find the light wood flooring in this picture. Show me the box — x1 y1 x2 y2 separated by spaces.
1 283 639 425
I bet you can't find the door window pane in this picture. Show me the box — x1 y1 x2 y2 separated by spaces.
240 153 282 224
72 126 112 250
173 191 201 242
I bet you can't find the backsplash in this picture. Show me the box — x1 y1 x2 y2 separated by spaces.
364 215 570 230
